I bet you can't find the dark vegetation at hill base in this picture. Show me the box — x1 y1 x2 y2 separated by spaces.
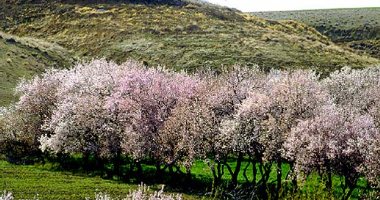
252 8 380 58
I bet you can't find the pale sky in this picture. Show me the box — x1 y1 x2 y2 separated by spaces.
205 0 380 12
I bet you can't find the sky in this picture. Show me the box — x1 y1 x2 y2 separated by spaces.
205 0 380 12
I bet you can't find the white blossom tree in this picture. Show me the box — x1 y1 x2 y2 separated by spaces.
158 94 217 173
40 60 142 172
105 66 202 174
220 70 330 193
285 104 378 199
323 66 380 190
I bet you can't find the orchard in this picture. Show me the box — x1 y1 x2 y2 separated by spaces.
1 60 380 199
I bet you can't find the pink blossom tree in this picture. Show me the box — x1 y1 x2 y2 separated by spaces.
285 105 378 199
204 66 265 188
40 60 141 173
146 66 265 187
105 66 201 174
323 67 380 124
220 70 330 193
8 58 380 197
158 95 217 174
3 68 66 162
0 106 27 162
323 66 380 190
363 134 380 188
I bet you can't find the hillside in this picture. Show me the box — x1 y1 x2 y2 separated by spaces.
252 8 380 58
0 1 379 106
1 1 378 71
0 32 75 105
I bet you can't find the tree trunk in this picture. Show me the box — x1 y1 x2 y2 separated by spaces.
211 162 224 194
326 163 332 192
136 161 143 181
226 153 244 188
113 152 121 177
243 161 251 183
276 160 282 200
257 161 271 200
124 161 134 181
342 176 358 200
285 162 298 192
155 162 161 173
186 168 192 180
252 160 257 185
168 165 174 174
259 163 272 184
83 152 90 171
342 186 355 200
156 162 167 180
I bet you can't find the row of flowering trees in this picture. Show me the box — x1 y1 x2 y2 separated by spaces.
1 60 380 198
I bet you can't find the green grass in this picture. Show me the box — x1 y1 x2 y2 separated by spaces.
189 160 368 199
251 8 380 59
0 32 75 106
0 161 203 200
0 161 136 199
252 8 380 42
0 158 372 199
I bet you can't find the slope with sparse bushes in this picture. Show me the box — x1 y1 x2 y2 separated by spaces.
1 1 378 73
0 1 379 107
0 32 75 105
252 8 380 58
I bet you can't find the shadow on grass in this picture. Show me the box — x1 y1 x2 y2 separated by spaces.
9 154 375 199
41 154 213 197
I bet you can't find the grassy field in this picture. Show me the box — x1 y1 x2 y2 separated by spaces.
0 159 371 199
0 32 75 106
0 161 136 199
251 8 380 58
0 161 205 200
252 8 380 42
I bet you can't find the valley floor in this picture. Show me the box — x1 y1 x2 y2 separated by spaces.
0 160 369 199
0 161 203 200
